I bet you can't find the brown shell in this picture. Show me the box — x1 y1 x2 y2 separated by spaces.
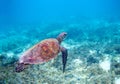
19 38 60 64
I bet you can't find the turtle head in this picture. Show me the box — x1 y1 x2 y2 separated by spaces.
57 32 67 44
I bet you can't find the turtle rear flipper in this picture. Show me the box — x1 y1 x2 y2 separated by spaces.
61 47 68 73
15 63 25 72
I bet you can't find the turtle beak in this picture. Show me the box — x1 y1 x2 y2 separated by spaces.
62 32 67 40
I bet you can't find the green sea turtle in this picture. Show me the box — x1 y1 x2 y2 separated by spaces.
15 32 68 72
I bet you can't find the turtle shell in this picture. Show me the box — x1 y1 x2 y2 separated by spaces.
19 38 60 64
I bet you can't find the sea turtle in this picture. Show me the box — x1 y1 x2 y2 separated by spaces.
15 32 68 72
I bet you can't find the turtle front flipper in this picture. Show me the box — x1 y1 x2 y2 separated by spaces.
61 47 68 73
15 63 26 72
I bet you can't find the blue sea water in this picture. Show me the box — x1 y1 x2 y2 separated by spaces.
0 0 120 84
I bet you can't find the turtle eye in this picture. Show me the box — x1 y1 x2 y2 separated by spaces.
62 32 67 39
63 33 67 36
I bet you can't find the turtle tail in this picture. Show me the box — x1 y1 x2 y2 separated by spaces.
15 63 25 72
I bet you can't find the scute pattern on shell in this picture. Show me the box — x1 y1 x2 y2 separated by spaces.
19 39 60 64
40 39 60 60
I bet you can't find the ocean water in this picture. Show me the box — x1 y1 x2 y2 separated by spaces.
0 0 120 84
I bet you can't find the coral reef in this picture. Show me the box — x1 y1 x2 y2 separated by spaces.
0 20 120 84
